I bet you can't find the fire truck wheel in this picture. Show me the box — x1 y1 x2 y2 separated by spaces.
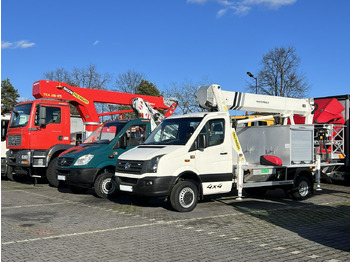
170 180 198 212
94 172 116 199
291 175 311 200
6 166 14 181
47 157 59 187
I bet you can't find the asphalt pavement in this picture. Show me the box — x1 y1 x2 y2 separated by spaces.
2 178 350 262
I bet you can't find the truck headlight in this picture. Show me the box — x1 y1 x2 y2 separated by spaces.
74 154 94 166
146 155 164 173
21 154 30 160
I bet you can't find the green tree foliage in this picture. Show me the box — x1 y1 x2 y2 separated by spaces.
136 80 161 97
248 46 310 98
1 78 20 112
118 79 162 119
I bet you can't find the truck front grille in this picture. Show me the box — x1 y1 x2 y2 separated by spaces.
57 157 75 167
116 160 145 174
8 135 21 146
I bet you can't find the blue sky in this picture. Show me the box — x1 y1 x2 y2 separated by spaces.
1 0 349 101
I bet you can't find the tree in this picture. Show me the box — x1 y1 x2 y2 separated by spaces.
71 65 111 90
136 80 161 97
164 78 209 114
43 65 112 117
1 78 20 112
115 70 144 94
248 46 310 98
115 76 162 119
43 68 73 85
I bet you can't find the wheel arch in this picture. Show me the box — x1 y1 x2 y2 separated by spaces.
93 165 116 182
293 167 314 193
174 171 203 198
47 144 73 166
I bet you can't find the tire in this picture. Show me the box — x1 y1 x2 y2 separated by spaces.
6 165 14 181
94 172 117 199
46 157 59 187
170 180 198 212
291 176 312 200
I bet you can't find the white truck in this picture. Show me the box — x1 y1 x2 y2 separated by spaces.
113 85 345 212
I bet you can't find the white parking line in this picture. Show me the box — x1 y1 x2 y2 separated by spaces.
2 202 70 209
2 223 155 245
2 213 240 245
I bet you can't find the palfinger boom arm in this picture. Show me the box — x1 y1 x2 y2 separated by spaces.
197 84 315 124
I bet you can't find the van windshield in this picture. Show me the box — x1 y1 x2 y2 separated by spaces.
144 117 202 145
84 122 127 144
10 103 32 128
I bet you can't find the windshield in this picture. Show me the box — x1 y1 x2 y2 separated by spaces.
84 122 127 144
144 117 202 145
10 103 32 128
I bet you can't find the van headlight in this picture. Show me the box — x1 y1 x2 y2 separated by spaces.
74 154 94 166
146 155 164 173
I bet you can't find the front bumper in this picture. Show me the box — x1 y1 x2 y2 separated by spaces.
113 175 176 197
7 149 32 167
56 167 100 188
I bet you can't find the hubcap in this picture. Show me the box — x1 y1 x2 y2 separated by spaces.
101 178 115 195
298 180 309 197
179 187 195 208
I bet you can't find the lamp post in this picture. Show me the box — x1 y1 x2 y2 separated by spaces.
247 72 258 94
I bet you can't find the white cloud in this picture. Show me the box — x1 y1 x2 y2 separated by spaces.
1 40 35 49
188 0 297 17
93 40 100 46
1 41 13 49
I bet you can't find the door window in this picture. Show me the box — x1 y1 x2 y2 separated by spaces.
126 124 148 146
199 119 225 147
35 106 61 125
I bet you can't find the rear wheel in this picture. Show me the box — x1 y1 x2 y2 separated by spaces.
94 172 116 199
170 180 198 212
291 176 312 200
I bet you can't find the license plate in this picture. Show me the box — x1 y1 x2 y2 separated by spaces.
120 185 133 192
57 175 66 181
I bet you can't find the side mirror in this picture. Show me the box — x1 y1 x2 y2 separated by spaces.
38 106 47 126
191 133 208 151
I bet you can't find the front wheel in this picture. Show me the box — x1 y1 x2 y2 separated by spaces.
170 180 198 212
94 172 117 199
46 157 60 187
291 176 312 200
6 165 14 181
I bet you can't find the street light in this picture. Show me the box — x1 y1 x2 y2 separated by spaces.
247 72 258 94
